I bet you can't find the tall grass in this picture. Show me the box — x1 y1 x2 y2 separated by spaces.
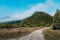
0 27 43 39
43 29 60 40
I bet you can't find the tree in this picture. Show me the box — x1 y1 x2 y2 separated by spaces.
53 9 60 30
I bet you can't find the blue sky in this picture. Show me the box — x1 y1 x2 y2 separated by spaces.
0 0 60 22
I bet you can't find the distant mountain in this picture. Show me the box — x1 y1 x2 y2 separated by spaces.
0 16 10 19
1 20 22 24
20 11 53 27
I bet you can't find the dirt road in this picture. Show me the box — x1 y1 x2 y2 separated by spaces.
8 27 50 40
19 27 50 40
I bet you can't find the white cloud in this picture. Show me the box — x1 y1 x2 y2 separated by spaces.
0 0 60 22
12 0 58 19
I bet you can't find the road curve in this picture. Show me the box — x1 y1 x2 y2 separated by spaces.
19 27 50 40
8 27 50 40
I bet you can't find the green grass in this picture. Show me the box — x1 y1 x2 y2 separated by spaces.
43 28 60 40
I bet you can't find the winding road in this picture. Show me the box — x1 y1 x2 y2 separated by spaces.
8 27 50 40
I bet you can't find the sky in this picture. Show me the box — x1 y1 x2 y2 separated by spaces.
0 0 60 22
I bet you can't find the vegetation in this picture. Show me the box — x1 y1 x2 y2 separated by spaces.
0 23 18 28
0 20 22 28
0 27 43 39
53 10 60 30
43 28 60 40
20 11 53 27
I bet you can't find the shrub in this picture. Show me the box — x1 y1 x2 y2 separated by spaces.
53 23 60 30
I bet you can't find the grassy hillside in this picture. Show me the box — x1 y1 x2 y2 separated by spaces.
20 11 53 27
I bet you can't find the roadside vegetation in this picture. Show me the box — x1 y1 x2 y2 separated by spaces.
43 28 60 40
43 9 60 40
0 27 43 40
53 9 60 30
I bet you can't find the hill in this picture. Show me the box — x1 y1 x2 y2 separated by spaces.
0 11 53 28
20 11 53 27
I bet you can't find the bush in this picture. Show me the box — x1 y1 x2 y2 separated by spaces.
53 24 60 30
0 24 13 28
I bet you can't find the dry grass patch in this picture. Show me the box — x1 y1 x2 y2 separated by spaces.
43 28 60 40
0 27 43 39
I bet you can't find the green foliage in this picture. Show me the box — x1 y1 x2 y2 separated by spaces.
0 24 12 28
20 11 53 27
0 23 19 28
53 9 60 30
0 20 21 28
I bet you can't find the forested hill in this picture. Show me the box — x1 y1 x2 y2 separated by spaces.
20 11 53 27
